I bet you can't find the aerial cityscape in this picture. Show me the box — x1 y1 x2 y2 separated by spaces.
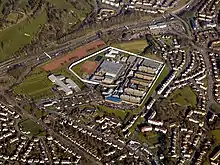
0 0 219 164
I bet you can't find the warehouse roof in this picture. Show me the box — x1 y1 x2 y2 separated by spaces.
99 61 123 76
142 59 160 69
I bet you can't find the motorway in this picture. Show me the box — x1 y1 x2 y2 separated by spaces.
0 1 219 163
0 0 218 116
0 0 199 74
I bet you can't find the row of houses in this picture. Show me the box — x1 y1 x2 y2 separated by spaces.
209 52 220 103
101 0 182 14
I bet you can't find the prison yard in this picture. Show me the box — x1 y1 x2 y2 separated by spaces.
11 37 169 110
69 46 164 105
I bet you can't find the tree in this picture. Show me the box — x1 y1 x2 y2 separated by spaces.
0 41 3 49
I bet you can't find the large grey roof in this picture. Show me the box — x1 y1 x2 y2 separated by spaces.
99 61 123 75
142 59 160 69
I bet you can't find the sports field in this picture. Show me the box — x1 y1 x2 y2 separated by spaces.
82 61 99 74
72 57 100 78
13 41 105 100
42 40 105 71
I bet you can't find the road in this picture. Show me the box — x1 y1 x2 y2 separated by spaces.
171 0 199 15
0 94 100 165
191 44 218 109
0 0 201 74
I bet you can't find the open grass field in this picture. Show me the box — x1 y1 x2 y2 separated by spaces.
210 103 220 113
13 69 54 100
97 105 129 120
0 10 47 62
19 119 45 136
14 64 85 100
112 40 148 54
46 0 93 21
212 130 220 143
168 86 197 107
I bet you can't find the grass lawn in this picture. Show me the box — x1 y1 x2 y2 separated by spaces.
168 86 197 107
53 67 85 89
13 69 54 100
210 103 220 114
145 131 159 146
19 119 45 136
112 40 149 54
72 62 84 77
14 63 85 100
0 10 47 62
212 130 220 143
137 131 160 146
97 105 129 120
138 132 148 143
143 53 163 62
6 12 19 22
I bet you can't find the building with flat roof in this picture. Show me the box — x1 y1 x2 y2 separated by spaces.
211 149 220 161
131 78 151 86
66 78 81 92
142 59 161 69
68 46 164 106
48 74 73 95
97 61 124 78
135 72 154 81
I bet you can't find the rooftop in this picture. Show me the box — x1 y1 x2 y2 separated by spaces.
98 61 124 77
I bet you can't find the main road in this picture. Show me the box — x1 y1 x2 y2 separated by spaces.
0 0 198 74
